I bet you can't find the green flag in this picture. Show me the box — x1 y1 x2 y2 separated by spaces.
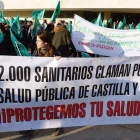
0 31 3 43
51 1 60 23
0 18 5 23
117 21 124 29
0 10 4 19
24 18 28 22
102 20 106 27
67 21 72 35
10 17 15 26
44 23 47 30
5 19 10 25
123 15 127 27
31 9 45 19
38 22 43 27
10 29 31 56
0 10 5 23
136 23 140 29
91 18 96 23
32 16 38 36
81 52 91 58
113 24 116 29
11 15 23 39
129 24 134 30
108 17 113 26
95 13 102 26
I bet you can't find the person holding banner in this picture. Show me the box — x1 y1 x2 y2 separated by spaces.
20 31 62 136
33 30 60 59
35 31 63 136
34 31 63 136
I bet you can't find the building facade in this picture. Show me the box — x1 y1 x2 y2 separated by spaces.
1 0 140 24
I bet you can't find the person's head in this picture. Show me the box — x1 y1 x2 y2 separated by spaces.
36 31 52 49
58 20 62 25
27 21 31 26
106 22 111 28
43 19 47 24
4 25 10 30
46 23 53 32
20 20 25 26
124 25 130 30
0 25 5 33
64 22 68 26
36 31 53 57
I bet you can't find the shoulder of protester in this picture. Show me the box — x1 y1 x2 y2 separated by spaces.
54 25 67 33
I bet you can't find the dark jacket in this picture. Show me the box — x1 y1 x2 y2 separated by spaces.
0 30 17 56
52 25 76 57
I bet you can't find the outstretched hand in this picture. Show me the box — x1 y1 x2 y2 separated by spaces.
54 55 61 61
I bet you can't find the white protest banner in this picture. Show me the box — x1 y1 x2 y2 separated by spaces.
1 56 140 132
72 14 140 57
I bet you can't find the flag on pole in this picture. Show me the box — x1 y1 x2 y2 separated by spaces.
0 10 5 23
5 19 10 25
0 18 5 23
108 17 113 26
67 21 72 35
113 24 116 29
51 1 60 23
117 21 124 29
32 16 38 36
10 29 31 56
44 23 47 30
136 23 140 29
95 13 102 26
24 17 28 22
81 52 91 58
129 24 134 30
102 20 106 27
38 22 43 27
91 18 97 24
0 10 4 19
123 15 127 27
31 10 45 19
11 15 23 39
0 31 3 43
10 17 15 26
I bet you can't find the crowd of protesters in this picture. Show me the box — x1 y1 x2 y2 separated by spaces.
0 17 137 136
0 19 77 58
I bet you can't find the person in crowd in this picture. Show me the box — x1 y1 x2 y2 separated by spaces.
58 20 62 25
52 24 77 57
20 20 29 49
64 21 68 26
42 19 47 27
124 25 130 30
0 25 17 55
28 18 44 54
20 31 62 137
106 22 112 28
45 23 55 39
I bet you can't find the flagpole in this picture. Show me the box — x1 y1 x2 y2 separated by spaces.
15 42 22 56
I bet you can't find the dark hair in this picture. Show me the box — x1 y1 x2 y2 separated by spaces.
46 23 53 32
0 25 5 33
43 19 47 23
106 22 111 28
37 31 52 45
37 31 53 57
